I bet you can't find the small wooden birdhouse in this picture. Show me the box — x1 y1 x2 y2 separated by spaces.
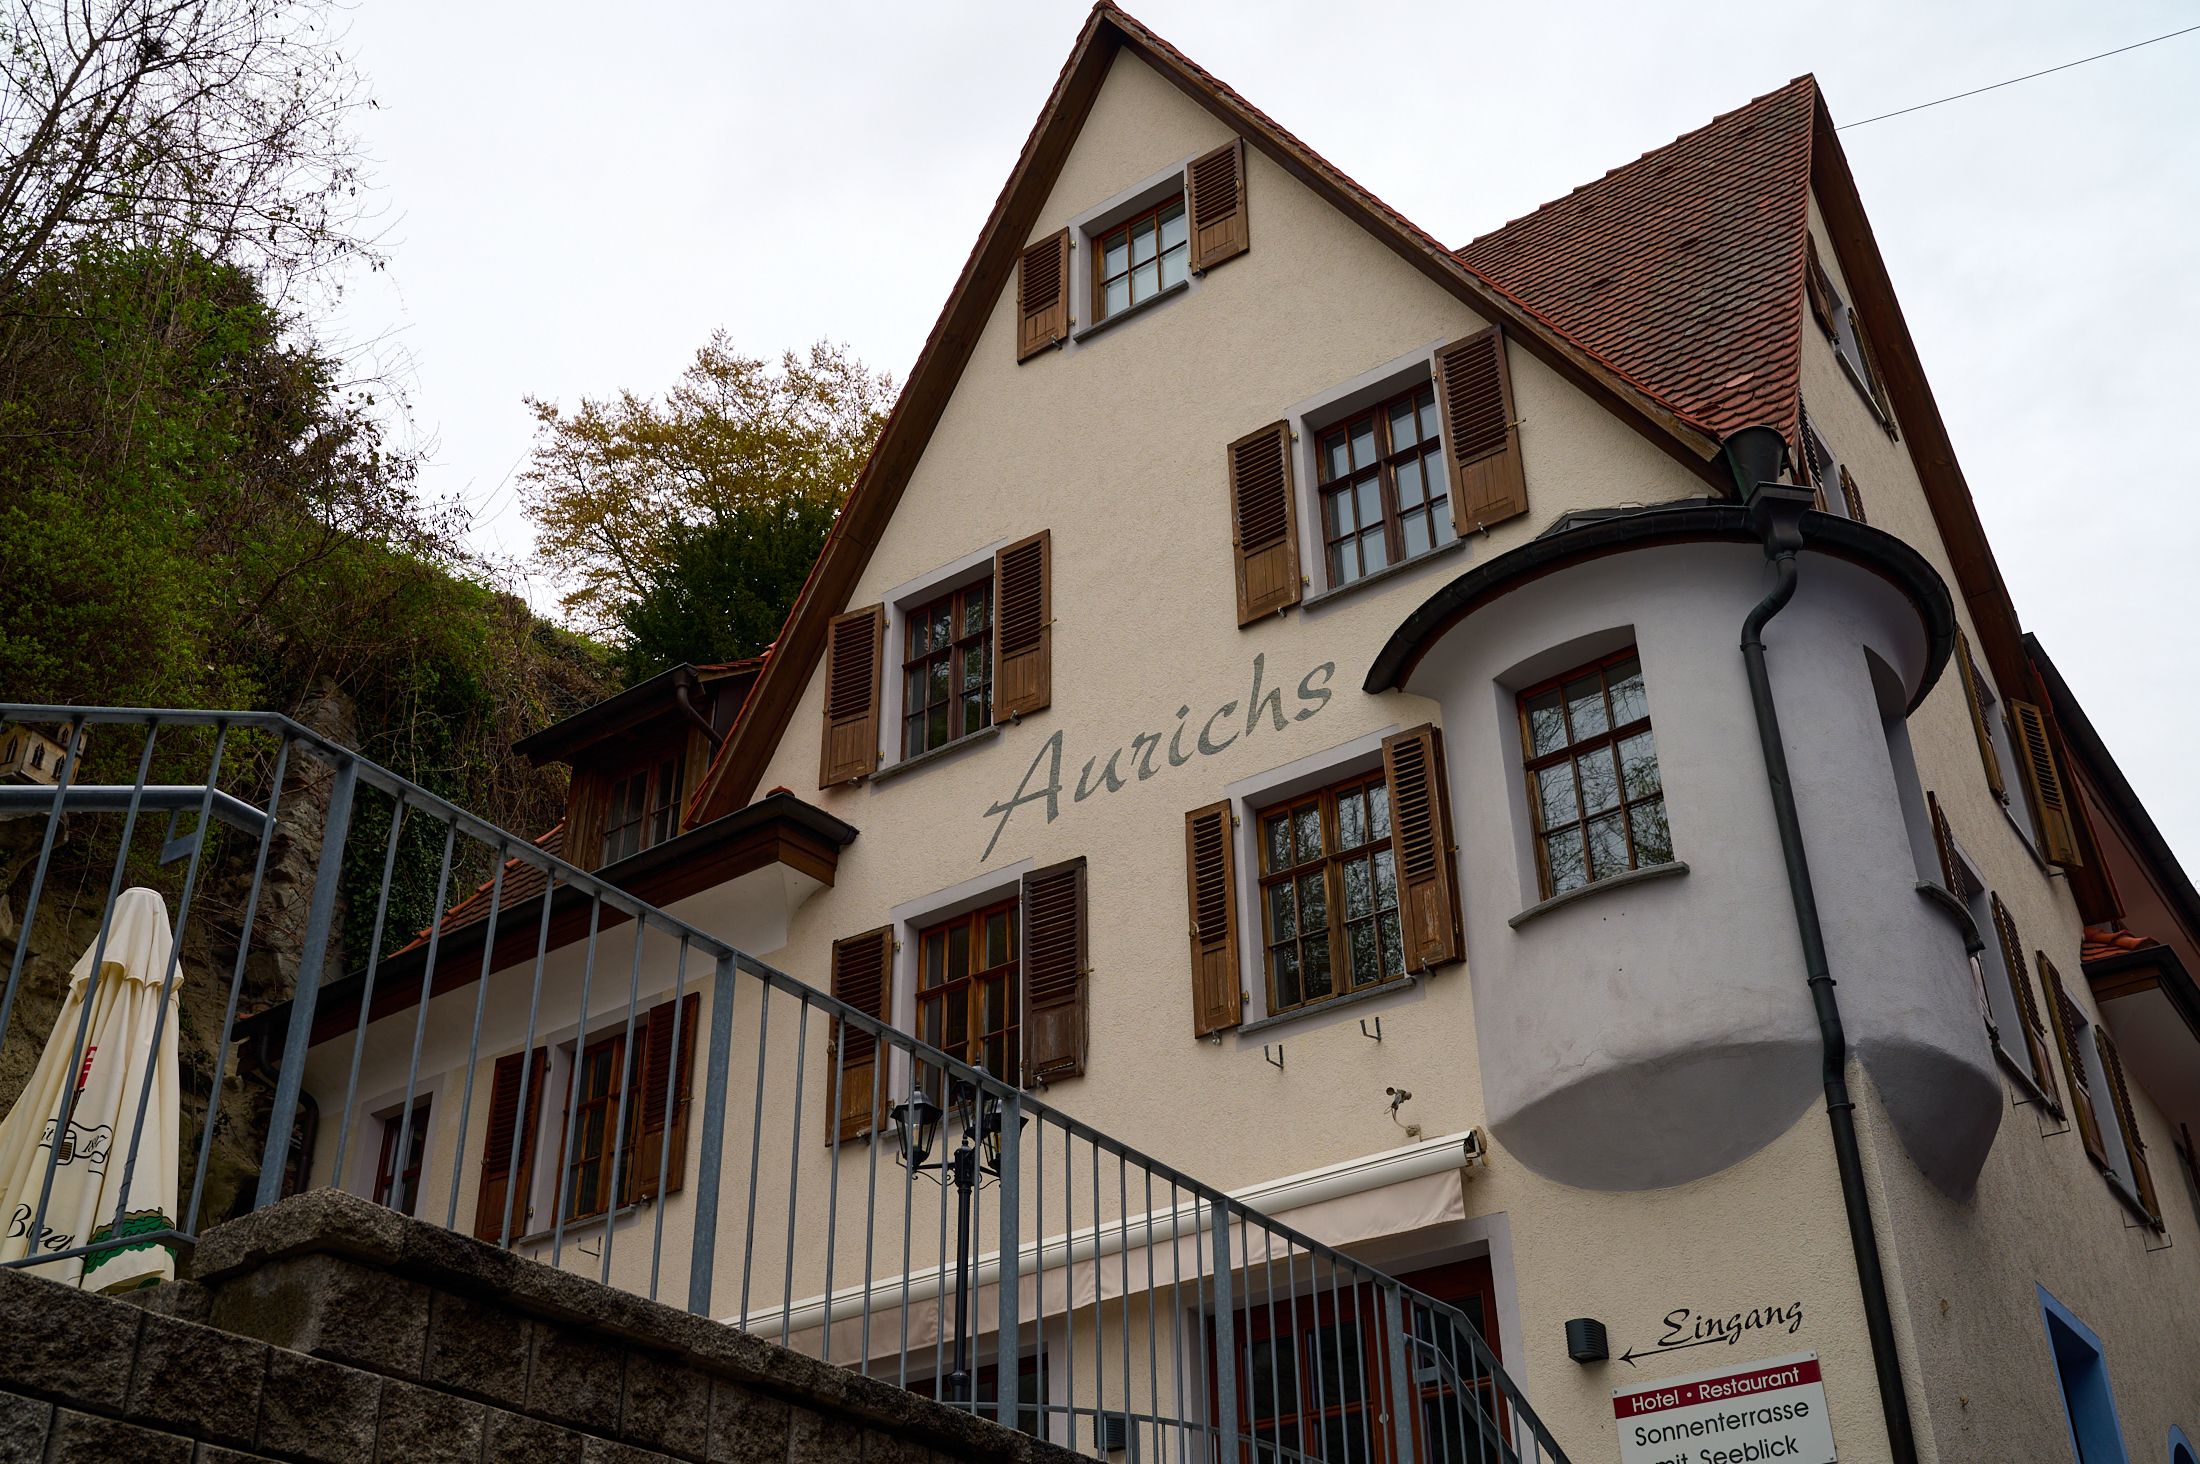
0 725 68 785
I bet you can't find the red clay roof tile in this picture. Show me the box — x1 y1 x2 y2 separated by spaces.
1457 77 1820 446
2082 924 2161 963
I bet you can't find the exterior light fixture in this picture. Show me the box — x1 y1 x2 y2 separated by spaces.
889 1085 943 1172
1565 1317 1610 1364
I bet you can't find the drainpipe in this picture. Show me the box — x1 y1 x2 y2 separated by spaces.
674 672 724 747
1725 425 1920 1464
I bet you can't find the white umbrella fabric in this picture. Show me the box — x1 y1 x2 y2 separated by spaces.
0 886 181 1291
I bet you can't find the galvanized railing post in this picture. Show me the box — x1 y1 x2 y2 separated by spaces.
993 1089 1022 1434
1212 1201 1238 1459
1384 1283 1418 1464
687 951 739 1315
255 753 357 1208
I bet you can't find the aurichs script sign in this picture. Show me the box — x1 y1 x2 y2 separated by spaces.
1614 1353 1836 1464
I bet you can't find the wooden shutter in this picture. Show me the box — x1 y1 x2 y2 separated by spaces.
1434 327 1527 534
1227 421 1301 625
1988 893 2062 1116
1950 629 2006 803
1382 725 1464 971
1852 308 1896 423
1021 857 1088 1084
2040 955 2109 1169
1838 465 1867 524
1017 229 1071 362
1184 801 1242 1037
1804 239 1838 337
1186 138 1248 272
993 531 1051 722
827 927 894 1145
621 993 700 1203
2094 1025 2161 1225
2008 699 2081 867
565 771 609 873
819 605 884 788
1925 791 1963 896
474 1047 549 1242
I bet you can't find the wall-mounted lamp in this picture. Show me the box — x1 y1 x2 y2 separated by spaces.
1565 1317 1610 1364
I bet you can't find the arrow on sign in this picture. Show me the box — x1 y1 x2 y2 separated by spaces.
1620 1334 1736 1367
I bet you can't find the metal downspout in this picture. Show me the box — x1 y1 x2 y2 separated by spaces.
1737 475 1922 1464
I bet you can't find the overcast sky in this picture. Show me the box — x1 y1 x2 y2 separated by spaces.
327 0 2200 868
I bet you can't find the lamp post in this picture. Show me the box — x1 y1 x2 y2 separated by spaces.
890 1074 1023 1406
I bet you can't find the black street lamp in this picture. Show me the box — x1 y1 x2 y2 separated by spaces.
890 1073 1024 1406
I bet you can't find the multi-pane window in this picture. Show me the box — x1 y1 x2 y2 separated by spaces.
902 582 992 759
1257 772 1405 1017
373 1100 431 1216
1094 196 1189 321
1316 383 1453 588
561 1033 639 1222
1519 650 1672 898
916 899 1020 1087
602 755 680 865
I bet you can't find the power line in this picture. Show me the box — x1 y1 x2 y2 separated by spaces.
1839 22 2200 129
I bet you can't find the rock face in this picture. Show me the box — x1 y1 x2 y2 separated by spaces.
0 683 363 1234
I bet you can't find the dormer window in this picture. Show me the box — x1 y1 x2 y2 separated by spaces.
1094 195 1188 322
602 755 681 864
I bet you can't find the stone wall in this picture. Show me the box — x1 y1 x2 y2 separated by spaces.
0 1190 1080 1463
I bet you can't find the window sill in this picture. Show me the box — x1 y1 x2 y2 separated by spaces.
512 1198 649 1248
1914 880 1978 947
1989 1038 2063 1121
1508 860 1687 930
1299 536 1468 615
2101 1170 2163 1233
868 724 1002 785
1238 974 1417 1037
1070 276 1190 344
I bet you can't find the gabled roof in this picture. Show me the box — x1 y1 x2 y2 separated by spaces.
1458 77 1818 445
688 3 2038 827
689 2 1756 825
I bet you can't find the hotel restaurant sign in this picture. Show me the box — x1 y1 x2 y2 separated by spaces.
1614 1353 1837 1464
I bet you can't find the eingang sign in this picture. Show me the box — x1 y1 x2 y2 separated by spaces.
1614 1353 1836 1464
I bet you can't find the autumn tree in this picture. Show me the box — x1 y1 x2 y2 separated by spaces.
520 334 892 633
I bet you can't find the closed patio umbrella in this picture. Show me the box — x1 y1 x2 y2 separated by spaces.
0 886 181 1291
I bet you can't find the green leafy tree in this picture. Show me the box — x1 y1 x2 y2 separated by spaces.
521 334 891 632
614 494 838 680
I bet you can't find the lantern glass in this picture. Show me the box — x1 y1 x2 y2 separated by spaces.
891 1085 943 1169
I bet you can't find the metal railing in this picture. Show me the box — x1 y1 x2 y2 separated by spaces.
0 703 1570 1464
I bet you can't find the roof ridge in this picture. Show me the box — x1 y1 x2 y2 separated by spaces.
1459 75 1819 255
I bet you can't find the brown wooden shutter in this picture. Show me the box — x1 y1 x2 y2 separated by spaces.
2040 955 2110 1169
1852 308 1896 423
2094 1025 2161 1224
1227 421 1301 625
1186 138 1248 272
1184 801 1242 1037
1021 857 1088 1084
993 531 1052 722
1925 791 1963 895
827 927 894 1145
1838 465 1867 524
1804 239 1838 337
621 993 700 1203
1989 893 2062 1117
565 771 609 873
1950 629 2006 803
2008 699 2081 867
1017 229 1071 363
819 605 884 788
1382 725 1464 971
1434 327 1527 534
474 1047 549 1242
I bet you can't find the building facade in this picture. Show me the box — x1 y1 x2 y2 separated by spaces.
270 8 2200 1460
